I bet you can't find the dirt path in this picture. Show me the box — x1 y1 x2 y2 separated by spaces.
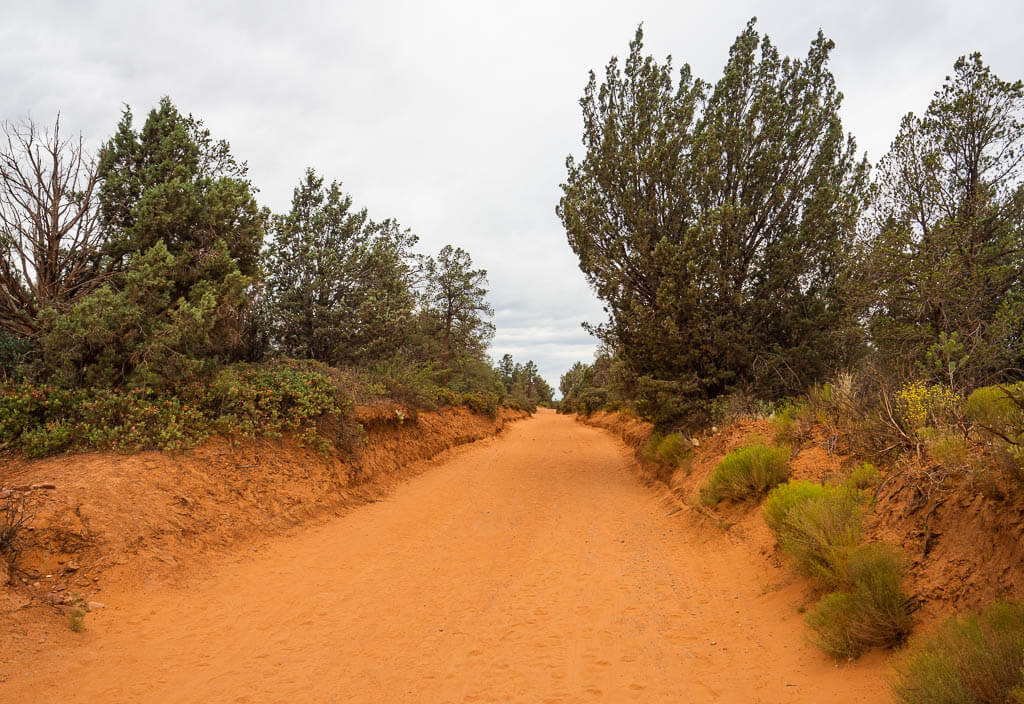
1 410 890 703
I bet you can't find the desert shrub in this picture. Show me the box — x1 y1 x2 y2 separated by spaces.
461 391 500 419
701 443 790 505
845 462 881 490
965 383 1024 441
965 383 1024 481
893 601 1024 704
806 543 911 659
655 433 692 467
0 359 351 456
771 401 811 443
763 480 865 587
895 380 961 433
920 427 973 472
642 431 664 463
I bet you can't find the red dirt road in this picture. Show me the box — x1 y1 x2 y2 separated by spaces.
1 410 890 703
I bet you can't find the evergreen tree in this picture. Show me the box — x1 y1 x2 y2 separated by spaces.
867 54 1024 388
419 245 495 372
265 169 417 366
37 97 264 387
559 21 867 425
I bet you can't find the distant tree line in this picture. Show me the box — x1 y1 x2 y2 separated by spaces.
559 20 1024 427
0 97 550 455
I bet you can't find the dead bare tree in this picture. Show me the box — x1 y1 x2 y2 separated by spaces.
0 115 107 339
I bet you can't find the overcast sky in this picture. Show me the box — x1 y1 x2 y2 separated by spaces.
3 0 1023 391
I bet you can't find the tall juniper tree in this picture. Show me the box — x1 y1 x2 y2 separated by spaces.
867 54 1024 389
558 20 868 426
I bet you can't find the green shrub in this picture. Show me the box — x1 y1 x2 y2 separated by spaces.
965 383 1024 440
806 543 911 659
763 480 865 587
461 391 499 419
965 383 1024 482
700 443 790 505
920 428 973 472
893 601 1024 704
771 401 811 443
0 359 350 456
642 431 664 463
845 462 881 490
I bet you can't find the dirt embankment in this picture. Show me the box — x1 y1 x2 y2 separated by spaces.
0 405 526 622
579 410 1024 623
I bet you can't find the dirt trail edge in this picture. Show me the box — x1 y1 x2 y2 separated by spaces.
0 409 891 703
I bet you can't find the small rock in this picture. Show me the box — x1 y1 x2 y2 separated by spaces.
30 483 56 491
711 426 719 434
86 601 105 611
691 437 700 448
32 582 40 588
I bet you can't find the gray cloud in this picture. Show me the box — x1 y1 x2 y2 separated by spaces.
3 0 1022 390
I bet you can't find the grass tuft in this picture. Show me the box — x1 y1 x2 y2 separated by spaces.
700 443 790 505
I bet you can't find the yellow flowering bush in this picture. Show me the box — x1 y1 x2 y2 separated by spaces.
894 381 960 432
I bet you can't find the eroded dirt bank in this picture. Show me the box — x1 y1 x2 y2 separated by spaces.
1 409 887 703
580 410 1024 623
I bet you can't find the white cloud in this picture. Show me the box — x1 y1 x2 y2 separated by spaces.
3 0 1022 389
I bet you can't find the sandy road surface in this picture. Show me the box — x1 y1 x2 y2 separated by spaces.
1 410 890 703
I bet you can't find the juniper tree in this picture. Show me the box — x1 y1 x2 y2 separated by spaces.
265 168 418 366
558 20 868 426
37 98 264 388
867 54 1024 388
419 245 494 374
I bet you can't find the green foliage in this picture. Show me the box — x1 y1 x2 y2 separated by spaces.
700 443 790 505
805 543 911 659
845 462 881 490
559 20 868 427
867 54 1024 389
419 245 495 372
763 480 865 588
497 355 554 412
893 601 1024 704
0 360 348 457
965 383 1024 442
965 383 1024 480
920 428 973 472
38 240 247 391
35 97 265 389
266 169 418 367
559 348 635 416
643 431 692 470
771 401 812 443
655 433 692 467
